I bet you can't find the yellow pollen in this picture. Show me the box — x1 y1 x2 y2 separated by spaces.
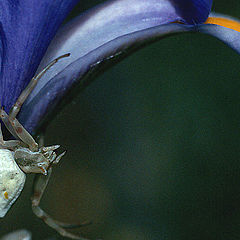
4 191 8 199
205 17 240 32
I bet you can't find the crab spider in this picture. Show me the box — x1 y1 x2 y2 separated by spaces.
0 54 89 240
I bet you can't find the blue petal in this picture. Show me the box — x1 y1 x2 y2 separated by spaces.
173 0 213 24
0 0 80 112
19 0 196 133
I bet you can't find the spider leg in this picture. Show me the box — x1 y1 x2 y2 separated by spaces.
31 169 89 240
1 54 70 150
0 107 19 140
1 106 35 150
54 220 92 229
1 108 39 151
9 53 70 120
0 140 22 150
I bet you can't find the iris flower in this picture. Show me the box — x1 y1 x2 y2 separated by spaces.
0 0 239 135
0 0 240 239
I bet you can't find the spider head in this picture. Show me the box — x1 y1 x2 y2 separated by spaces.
14 145 65 175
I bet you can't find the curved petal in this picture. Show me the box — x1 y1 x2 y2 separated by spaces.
19 0 204 133
199 13 240 54
0 0 80 112
27 0 212 99
20 23 193 133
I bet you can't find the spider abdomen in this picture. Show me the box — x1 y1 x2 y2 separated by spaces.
0 149 26 217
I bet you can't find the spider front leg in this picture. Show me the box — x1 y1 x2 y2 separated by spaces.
9 53 70 120
31 168 89 240
1 54 70 148
0 54 70 152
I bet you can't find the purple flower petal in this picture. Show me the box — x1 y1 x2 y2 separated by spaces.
173 0 213 24
0 0 80 112
19 0 198 133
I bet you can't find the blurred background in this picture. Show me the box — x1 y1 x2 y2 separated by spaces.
1 0 240 239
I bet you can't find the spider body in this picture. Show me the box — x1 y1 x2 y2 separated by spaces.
0 54 88 240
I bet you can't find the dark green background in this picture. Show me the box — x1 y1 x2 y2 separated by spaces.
1 1 240 239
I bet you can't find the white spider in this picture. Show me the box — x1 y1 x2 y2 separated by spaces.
0 54 89 240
